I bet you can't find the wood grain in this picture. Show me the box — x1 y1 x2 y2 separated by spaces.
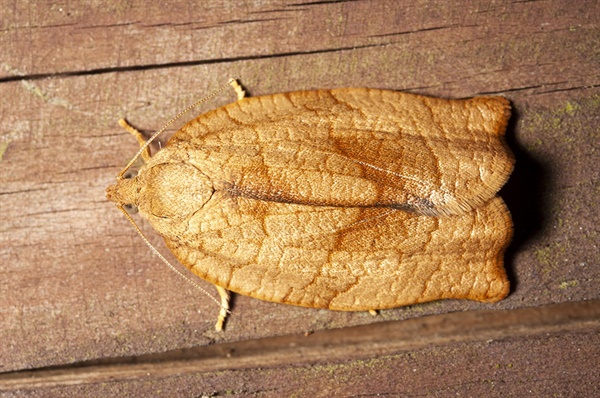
1 0 598 395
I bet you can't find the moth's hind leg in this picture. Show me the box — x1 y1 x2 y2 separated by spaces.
229 78 246 101
118 118 152 162
214 285 231 331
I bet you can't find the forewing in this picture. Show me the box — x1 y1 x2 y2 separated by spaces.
161 193 511 310
170 89 513 215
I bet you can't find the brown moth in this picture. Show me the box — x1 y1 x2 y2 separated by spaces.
107 80 514 331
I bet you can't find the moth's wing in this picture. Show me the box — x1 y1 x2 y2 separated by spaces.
171 89 513 216
161 193 512 310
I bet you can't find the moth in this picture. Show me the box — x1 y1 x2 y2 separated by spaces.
107 80 514 330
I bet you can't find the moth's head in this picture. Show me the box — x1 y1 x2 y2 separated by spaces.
106 172 140 209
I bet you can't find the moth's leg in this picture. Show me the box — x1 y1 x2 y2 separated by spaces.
118 118 152 162
368 309 378 316
229 79 246 101
214 285 231 331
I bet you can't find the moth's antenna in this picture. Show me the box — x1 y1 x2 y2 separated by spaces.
117 78 239 179
116 204 230 314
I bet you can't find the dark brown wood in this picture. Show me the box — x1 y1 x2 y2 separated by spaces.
1 0 598 395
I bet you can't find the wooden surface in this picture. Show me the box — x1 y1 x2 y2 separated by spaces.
1 0 598 396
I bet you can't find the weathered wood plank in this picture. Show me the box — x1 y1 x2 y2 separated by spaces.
1 300 598 396
1 2 598 394
1 0 597 96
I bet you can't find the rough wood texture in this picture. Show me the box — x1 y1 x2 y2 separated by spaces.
1 0 598 396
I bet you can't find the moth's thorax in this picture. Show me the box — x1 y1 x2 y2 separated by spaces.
137 161 213 220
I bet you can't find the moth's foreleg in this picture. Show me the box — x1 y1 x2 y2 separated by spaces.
229 79 246 101
118 119 152 162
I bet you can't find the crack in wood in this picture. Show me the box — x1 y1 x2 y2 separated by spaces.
0 43 381 84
